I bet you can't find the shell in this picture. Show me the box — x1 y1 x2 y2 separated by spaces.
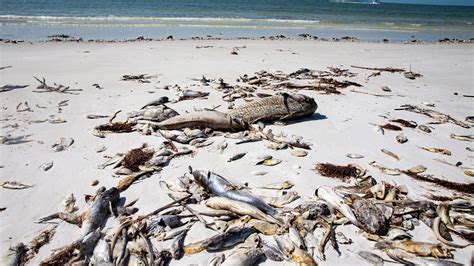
346 153 364 159
40 161 54 171
291 150 307 157
262 159 282 166
90 180 99 186
252 154 273 165
396 134 408 144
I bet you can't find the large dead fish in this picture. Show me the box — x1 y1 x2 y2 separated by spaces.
315 186 358 225
155 110 246 130
229 93 317 123
183 226 256 254
205 197 281 224
38 187 119 240
191 168 276 214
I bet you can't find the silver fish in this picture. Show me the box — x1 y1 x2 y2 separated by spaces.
315 186 358 225
205 197 280 224
221 247 264 266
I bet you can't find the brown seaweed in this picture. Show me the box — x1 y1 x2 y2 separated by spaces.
122 147 154 171
390 119 417 128
380 124 402 131
402 170 474 194
315 163 362 181
95 122 136 133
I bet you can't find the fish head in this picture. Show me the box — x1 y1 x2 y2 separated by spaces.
283 93 318 118
190 169 210 187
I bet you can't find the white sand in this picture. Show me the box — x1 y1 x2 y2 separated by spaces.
1 40 473 265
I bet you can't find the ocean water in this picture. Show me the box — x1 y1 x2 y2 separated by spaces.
0 0 473 41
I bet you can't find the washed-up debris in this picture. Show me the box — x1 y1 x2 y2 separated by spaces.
390 119 417 128
404 71 423 80
369 161 400 175
16 101 33 112
381 149 400 160
33 76 81 94
156 110 246 131
62 194 76 213
380 123 402 131
315 163 365 181
0 65 12 70
122 146 155 172
177 89 209 101
258 181 294 190
396 104 470 128
51 137 74 152
381 86 391 92
86 114 109 119
402 170 474 194
407 165 427 174
420 147 451 156
227 152 247 162
95 145 107 153
121 74 157 83
291 150 307 157
418 125 432 133
1 181 34 190
0 84 29 92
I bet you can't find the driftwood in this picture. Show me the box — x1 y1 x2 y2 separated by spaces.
33 77 82 95
121 74 158 83
350 65 405 73
0 65 12 70
395 104 470 128
0 84 29 93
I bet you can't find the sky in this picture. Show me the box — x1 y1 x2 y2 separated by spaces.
381 0 474 6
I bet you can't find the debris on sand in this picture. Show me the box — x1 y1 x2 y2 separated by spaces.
121 74 158 83
380 123 403 131
402 170 474 194
33 76 82 94
390 119 417 128
122 146 155 172
1 181 34 190
315 163 365 181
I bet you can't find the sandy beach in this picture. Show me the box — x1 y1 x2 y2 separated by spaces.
1 40 473 265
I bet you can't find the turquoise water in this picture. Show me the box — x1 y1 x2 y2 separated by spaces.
0 0 473 41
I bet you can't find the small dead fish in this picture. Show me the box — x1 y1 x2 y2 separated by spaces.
369 161 400 175
95 145 107 153
390 240 453 259
227 152 247 162
221 247 264 266
215 141 228 154
407 165 427 174
209 254 225 266
396 134 408 144
245 219 279 235
315 186 357 225
184 226 256 254
1 181 33 190
381 149 400 161
420 147 451 156
346 153 364 159
262 158 282 166
51 137 74 152
40 161 53 171
261 191 299 207
357 251 384 265
274 235 295 259
251 154 273 165
418 125 432 133
267 142 287 150
86 114 109 119
289 227 304 249
156 223 194 241
463 168 474 177
258 180 294 190
291 150 307 157
449 134 473 142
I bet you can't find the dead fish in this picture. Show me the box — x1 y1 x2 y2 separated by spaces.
463 168 474 177
156 110 246 130
245 219 279 235
346 153 364 159
291 150 307 157
227 152 247 162
261 242 285 261
184 226 256 254
262 158 282 166
91 239 112 265
51 137 74 152
178 89 209 100
369 161 400 175
274 235 295 259
293 246 317 266
191 168 275 214
86 114 109 119
205 197 280 224
156 222 194 241
420 147 451 156
170 230 187 260
315 186 358 225
267 142 287 150
418 125 432 133
352 199 389 235
1 181 33 190
216 141 228 154
289 227 304 249
396 134 408 143
449 134 473 142
390 240 453 259
209 254 225 266
40 161 53 171
257 180 294 190
251 154 273 165
1 243 26 266
381 149 400 160
407 165 427 174
221 247 264 266
357 250 385 266
95 145 107 153
38 187 119 241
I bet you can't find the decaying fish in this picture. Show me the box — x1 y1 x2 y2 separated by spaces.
420 147 452 156
191 168 275 214
407 165 427 174
369 161 400 175
315 186 358 225
183 226 256 254
130 104 179 122
449 134 473 142
357 250 385 265
245 219 279 235
1 181 33 190
352 199 389 235
156 110 246 130
261 191 299 207
205 197 280 224
382 240 454 259
178 89 209 100
229 93 317 123
346 153 364 159
381 149 400 161
221 247 264 266
38 187 119 240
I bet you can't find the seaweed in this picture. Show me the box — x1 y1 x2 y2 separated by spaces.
315 163 361 181
390 119 417 128
122 147 154 171
380 123 402 131
402 170 474 194
95 122 135 133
